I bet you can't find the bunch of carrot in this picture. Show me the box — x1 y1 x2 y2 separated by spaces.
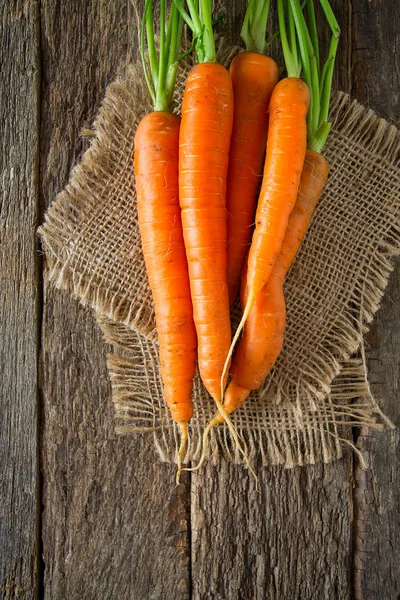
134 0 340 481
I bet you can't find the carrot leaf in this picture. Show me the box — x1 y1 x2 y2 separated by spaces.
306 0 320 74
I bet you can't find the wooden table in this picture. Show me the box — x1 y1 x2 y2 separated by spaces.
1 1 399 598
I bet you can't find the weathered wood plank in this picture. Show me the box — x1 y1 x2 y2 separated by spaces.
351 0 400 127
39 0 191 597
351 2 400 596
40 297 191 599
0 1 41 598
191 458 353 600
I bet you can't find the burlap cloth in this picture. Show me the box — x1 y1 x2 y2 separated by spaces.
39 50 400 467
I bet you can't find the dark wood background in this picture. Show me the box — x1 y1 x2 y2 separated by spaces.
1 1 399 598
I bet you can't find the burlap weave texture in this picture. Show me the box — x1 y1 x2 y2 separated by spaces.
39 55 400 467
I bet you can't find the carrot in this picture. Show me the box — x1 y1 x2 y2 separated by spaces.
221 62 309 395
134 0 197 481
175 0 233 404
226 1 279 304
176 0 259 477
179 60 233 406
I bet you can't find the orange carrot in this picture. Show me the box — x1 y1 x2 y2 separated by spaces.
175 0 234 404
218 149 329 421
177 0 257 478
179 62 233 402
226 0 279 304
135 112 197 422
135 0 197 480
245 77 309 307
221 76 310 395
226 51 278 304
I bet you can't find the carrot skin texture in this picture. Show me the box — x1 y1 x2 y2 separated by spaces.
226 52 279 304
271 150 329 280
134 112 197 423
246 77 310 302
222 149 329 417
231 271 286 391
179 63 234 401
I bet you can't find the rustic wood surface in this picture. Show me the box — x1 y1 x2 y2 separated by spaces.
0 2 40 598
1 1 399 598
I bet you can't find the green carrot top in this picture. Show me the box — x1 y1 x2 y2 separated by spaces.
278 0 341 153
141 0 184 112
241 0 276 54
175 0 216 63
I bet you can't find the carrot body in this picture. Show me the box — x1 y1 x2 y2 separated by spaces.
179 63 234 401
221 77 310 397
226 52 279 304
246 77 310 301
134 112 197 423
232 270 286 391
218 149 329 420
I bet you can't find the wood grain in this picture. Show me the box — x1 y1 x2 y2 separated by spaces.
40 296 191 599
0 1 41 598
191 458 353 600
351 2 400 597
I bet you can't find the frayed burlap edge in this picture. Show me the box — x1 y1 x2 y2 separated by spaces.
38 65 155 333
98 313 394 468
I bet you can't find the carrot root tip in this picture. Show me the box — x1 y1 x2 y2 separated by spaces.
220 296 254 402
176 421 189 485
183 419 216 474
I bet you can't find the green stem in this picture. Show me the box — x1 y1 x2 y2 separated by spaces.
240 0 271 54
145 0 159 85
140 1 156 105
288 1 297 65
265 30 280 50
155 0 167 111
278 0 340 153
306 0 320 74
141 0 184 112
318 34 338 126
319 0 341 38
186 0 203 32
289 0 319 135
199 0 215 61
318 0 340 127
175 0 216 63
310 121 331 153
288 0 314 143
277 0 300 77
175 1 195 30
